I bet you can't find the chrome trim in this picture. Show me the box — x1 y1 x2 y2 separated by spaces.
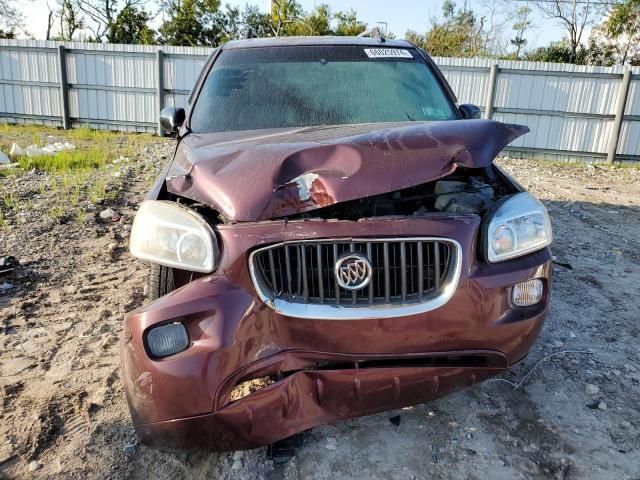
248 237 463 320
334 253 372 291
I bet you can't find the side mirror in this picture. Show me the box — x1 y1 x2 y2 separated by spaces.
160 107 186 134
458 104 481 120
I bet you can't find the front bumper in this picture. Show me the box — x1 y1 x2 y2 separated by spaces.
120 216 551 451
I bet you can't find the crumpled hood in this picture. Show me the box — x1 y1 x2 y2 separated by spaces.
166 119 528 222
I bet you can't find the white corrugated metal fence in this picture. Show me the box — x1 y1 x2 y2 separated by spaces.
1 39 639 162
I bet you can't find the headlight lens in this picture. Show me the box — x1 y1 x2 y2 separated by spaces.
130 200 218 272
486 192 552 262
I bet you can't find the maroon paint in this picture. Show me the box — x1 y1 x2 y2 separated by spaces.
165 120 529 221
121 215 551 450
134 365 504 451
124 82 544 449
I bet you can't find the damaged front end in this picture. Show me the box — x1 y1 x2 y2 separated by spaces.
121 119 552 451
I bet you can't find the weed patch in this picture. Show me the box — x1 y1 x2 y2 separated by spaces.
16 149 109 172
0 124 157 174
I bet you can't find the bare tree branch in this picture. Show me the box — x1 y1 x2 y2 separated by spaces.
530 0 596 62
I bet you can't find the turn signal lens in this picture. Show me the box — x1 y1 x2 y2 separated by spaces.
512 279 544 307
146 323 189 358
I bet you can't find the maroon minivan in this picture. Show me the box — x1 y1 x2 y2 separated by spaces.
122 36 552 451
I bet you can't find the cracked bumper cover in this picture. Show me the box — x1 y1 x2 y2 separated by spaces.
120 217 551 451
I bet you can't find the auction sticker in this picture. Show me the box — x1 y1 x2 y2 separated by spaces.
364 48 413 59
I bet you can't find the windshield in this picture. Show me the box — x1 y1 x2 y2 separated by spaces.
190 46 457 133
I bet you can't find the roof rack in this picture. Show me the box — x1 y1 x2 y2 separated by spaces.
357 27 386 43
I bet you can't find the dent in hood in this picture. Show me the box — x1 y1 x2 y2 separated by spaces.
166 119 528 222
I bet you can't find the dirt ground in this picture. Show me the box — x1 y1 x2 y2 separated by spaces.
1 133 639 480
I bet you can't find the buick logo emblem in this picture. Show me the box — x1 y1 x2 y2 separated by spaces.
335 253 372 291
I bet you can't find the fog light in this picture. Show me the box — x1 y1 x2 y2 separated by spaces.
146 323 189 358
512 279 543 307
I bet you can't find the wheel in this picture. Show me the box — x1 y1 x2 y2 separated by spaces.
148 263 175 300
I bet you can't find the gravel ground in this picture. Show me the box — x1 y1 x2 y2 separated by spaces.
1 135 639 480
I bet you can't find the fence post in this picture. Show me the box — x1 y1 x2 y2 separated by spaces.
57 45 70 130
607 69 632 164
484 63 498 120
156 49 165 136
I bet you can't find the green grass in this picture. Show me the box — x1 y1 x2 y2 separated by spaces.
0 124 163 225
15 150 99 172
0 123 157 174
0 168 21 177
15 148 110 172
2 190 18 211
67 124 117 144
48 205 66 220
76 208 87 225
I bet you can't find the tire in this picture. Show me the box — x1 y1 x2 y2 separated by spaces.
148 263 176 300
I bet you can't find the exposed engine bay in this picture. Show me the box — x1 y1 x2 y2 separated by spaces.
179 166 516 225
286 166 515 221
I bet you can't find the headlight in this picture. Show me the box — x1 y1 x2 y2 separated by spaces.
130 200 218 272
485 192 552 262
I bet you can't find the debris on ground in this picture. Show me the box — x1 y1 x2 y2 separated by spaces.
0 151 10 164
0 256 16 275
0 162 19 170
585 384 600 395
389 415 402 426
99 208 116 220
123 443 136 458
325 437 338 451
10 142 76 158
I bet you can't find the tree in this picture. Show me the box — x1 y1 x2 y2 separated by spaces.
46 8 55 39
265 2 367 39
71 0 118 41
242 5 272 37
334 9 366 36
0 0 23 36
269 0 304 36
404 29 426 47
510 5 533 58
422 0 486 57
210 5 244 45
300 4 332 36
529 0 595 64
58 0 85 40
579 36 617 66
157 1 369 46
601 0 640 64
108 4 155 44
527 38 616 66
158 0 221 46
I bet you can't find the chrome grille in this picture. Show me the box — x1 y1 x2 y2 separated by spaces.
250 238 459 309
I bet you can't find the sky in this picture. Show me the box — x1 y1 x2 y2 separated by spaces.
20 0 568 49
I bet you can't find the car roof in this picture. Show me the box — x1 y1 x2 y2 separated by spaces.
222 36 414 50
